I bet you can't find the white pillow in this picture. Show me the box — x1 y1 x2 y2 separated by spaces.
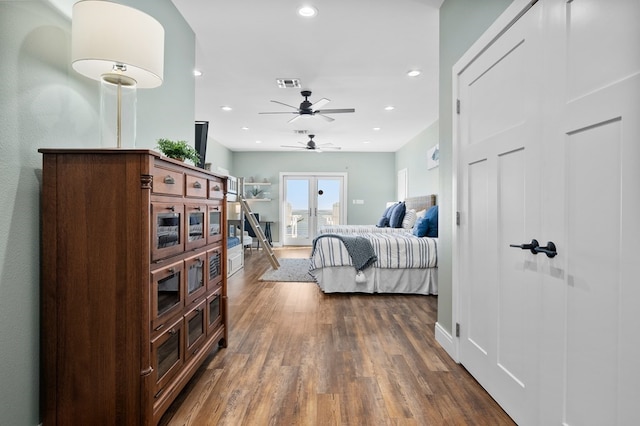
415 209 427 220
402 209 418 229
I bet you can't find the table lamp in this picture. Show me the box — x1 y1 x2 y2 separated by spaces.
71 0 165 148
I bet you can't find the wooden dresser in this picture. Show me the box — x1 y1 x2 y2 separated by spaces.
39 149 228 425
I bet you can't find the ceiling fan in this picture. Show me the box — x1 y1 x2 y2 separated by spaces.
259 90 355 123
281 135 341 152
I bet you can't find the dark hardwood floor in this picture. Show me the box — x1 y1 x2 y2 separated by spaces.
159 247 515 425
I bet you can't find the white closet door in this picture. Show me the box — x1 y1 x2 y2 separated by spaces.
540 1 640 424
457 3 543 425
456 1 640 425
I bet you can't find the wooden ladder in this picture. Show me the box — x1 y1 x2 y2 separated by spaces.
239 197 280 269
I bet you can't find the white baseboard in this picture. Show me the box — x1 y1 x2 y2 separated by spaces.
435 321 458 363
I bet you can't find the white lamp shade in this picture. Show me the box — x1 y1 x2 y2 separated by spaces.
72 1 164 88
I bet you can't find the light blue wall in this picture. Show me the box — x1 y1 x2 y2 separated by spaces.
232 151 396 243
0 1 202 423
395 121 440 199
437 0 514 332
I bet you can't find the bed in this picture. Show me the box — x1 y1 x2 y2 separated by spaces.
310 195 438 295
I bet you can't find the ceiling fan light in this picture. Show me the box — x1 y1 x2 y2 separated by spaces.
298 6 317 17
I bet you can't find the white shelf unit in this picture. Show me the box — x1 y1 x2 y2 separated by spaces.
243 180 272 201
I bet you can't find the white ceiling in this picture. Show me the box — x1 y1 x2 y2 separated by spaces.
171 0 442 152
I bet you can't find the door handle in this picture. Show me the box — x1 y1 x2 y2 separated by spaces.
533 242 557 258
509 239 539 254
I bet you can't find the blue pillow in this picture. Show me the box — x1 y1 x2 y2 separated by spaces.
412 214 429 237
389 202 406 228
376 216 389 227
424 205 438 237
385 203 398 220
412 206 438 237
376 204 394 227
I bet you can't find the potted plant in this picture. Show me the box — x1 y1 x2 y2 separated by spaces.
156 138 200 164
248 187 263 198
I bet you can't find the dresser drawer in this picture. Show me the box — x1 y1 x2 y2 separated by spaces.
208 177 224 199
152 165 184 196
186 174 207 198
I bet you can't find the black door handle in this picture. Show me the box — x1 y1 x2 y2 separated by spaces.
509 239 539 254
534 242 557 258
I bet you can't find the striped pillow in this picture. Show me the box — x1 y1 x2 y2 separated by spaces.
402 209 418 229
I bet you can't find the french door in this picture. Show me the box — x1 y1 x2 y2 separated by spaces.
281 173 346 246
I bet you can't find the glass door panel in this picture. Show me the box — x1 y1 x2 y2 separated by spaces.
185 254 205 305
151 202 183 261
185 204 206 251
316 178 343 232
151 260 184 331
207 204 222 244
283 178 311 245
185 300 206 360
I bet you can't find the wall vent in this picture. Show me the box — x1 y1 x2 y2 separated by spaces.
276 78 301 88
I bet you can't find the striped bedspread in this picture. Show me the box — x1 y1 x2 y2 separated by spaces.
319 225 409 234
310 232 438 270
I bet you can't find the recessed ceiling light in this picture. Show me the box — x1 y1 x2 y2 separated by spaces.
221 106 232 111
193 69 202 76
373 127 381 131
255 140 262 144
384 106 395 111
241 126 249 131
298 6 317 17
363 141 371 144
407 69 421 77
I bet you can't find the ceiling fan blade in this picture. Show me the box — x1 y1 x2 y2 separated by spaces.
321 146 341 150
288 115 303 123
280 145 305 149
315 114 335 123
270 100 299 110
316 108 355 114
258 111 298 114
311 98 330 110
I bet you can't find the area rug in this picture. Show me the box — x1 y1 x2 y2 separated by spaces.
259 258 315 282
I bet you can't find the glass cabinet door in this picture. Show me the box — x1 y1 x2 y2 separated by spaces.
185 204 206 251
151 318 184 396
185 253 206 305
207 288 223 334
185 300 206 360
207 204 222 244
151 261 184 331
151 202 184 261
207 247 223 290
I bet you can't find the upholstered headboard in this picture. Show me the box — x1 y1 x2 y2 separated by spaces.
404 194 437 212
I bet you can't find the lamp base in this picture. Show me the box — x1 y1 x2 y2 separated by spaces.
100 76 137 148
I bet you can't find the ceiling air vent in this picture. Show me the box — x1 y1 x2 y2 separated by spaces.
293 130 308 135
276 78 301 88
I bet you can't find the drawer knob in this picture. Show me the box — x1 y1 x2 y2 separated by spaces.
193 181 202 189
213 185 220 191
164 175 175 185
